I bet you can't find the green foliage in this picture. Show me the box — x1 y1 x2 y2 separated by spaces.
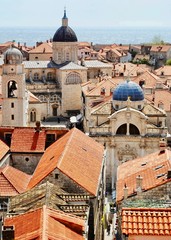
151 35 165 45
166 59 171 65
133 58 150 65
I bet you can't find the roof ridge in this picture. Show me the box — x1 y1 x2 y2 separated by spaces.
42 205 47 239
57 128 75 169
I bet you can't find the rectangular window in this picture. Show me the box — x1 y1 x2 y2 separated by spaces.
11 102 14 108
55 173 59 179
11 115 14 120
4 133 12 146
45 134 56 148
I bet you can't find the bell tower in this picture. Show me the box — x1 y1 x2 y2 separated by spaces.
1 46 28 126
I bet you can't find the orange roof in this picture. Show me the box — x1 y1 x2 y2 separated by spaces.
117 149 171 202
83 77 117 97
0 165 31 196
150 45 171 52
28 128 104 195
10 128 46 153
29 42 52 54
155 65 171 76
0 139 9 160
133 70 160 88
28 91 41 103
4 205 85 240
122 208 171 236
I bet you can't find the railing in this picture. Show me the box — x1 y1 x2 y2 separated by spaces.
89 127 112 136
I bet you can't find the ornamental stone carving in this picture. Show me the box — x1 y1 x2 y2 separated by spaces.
117 144 137 163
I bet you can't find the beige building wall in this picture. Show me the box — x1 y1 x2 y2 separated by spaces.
29 53 52 61
60 69 87 116
52 42 78 64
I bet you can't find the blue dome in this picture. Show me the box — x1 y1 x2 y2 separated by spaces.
113 80 144 101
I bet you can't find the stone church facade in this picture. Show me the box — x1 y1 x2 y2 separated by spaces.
83 79 168 190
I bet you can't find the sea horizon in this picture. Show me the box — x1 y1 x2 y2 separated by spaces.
0 26 171 47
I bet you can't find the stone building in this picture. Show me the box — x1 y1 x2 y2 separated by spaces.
27 127 106 240
82 79 167 191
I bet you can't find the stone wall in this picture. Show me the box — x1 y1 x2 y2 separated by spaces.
11 153 42 174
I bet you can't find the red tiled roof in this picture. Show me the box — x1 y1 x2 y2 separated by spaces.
28 91 41 103
10 128 46 153
133 70 160 88
153 90 171 112
28 128 104 196
117 149 171 202
0 165 31 196
4 205 85 240
122 208 171 236
29 42 52 54
0 139 9 160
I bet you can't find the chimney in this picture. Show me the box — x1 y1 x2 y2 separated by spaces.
2 226 15 240
0 217 2 240
136 175 143 193
123 183 128 199
35 121 41 132
159 138 166 153
167 169 171 179
18 42 20 48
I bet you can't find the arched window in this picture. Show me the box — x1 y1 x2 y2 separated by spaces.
129 124 140 135
52 104 58 116
116 123 140 135
34 73 39 80
30 109 36 122
47 72 54 80
66 52 70 61
58 52 62 61
8 80 17 98
116 124 127 135
66 73 82 85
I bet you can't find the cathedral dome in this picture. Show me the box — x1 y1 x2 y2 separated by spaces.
53 26 77 42
53 10 78 42
113 80 144 101
4 46 23 64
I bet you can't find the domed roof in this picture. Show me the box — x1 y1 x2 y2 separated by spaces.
4 46 23 64
53 10 78 42
53 26 77 42
113 80 144 101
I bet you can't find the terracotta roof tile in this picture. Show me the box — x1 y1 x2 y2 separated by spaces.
117 149 171 202
4 205 85 240
10 128 46 153
0 139 9 160
152 90 171 112
122 208 171 236
0 165 31 196
134 70 160 88
29 42 52 54
28 128 104 196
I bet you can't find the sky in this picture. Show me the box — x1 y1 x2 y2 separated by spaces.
0 0 171 28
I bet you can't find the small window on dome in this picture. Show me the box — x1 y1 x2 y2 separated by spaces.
115 104 119 110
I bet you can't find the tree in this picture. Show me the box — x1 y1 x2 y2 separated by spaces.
166 59 171 65
151 35 165 45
